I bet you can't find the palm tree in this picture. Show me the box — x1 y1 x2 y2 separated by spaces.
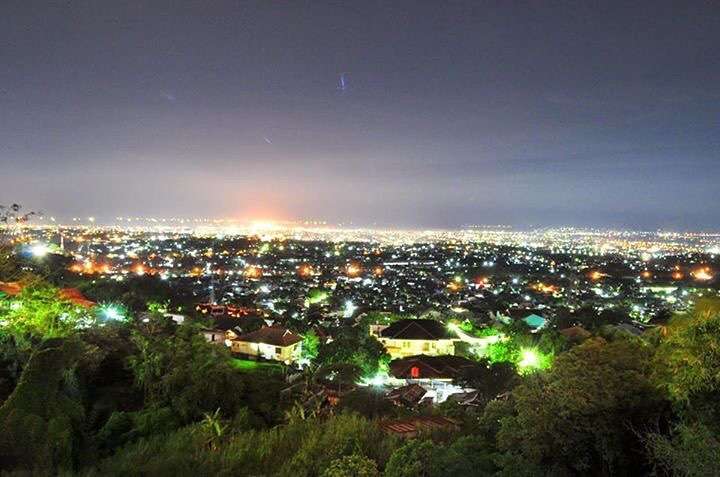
199 408 227 451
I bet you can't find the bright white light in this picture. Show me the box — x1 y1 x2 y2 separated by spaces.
343 300 357 318
103 305 124 321
518 349 540 369
30 244 49 258
362 372 389 387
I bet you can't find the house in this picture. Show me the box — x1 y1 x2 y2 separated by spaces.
380 416 459 438
492 309 547 332
389 355 477 381
385 383 429 408
371 319 457 359
201 316 247 345
230 326 302 364
0 282 23 296
559 325 591 342
196 303 258 318
389 355 478 403
137 312 185 326
522 313 547 331
446 390 485 407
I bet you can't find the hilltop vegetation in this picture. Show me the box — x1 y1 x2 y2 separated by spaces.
0 249 719 476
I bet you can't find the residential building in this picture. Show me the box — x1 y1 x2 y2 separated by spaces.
370 319 457 358
230 326 302 364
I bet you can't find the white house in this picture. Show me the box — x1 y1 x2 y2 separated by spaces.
230 326 303 364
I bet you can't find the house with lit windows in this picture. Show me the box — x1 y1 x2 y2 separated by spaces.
370 319 458 359
230 326 302 364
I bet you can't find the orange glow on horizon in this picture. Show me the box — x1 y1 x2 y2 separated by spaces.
692 266 714 281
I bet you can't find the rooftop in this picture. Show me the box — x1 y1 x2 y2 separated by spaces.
380 319 452 340
235 326 302 347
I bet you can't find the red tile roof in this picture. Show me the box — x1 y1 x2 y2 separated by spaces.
381 416 458 436
0 282 95 308
58 288 96 308
0 282 23 296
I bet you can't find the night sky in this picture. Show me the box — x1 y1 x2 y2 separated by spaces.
2 1 719 229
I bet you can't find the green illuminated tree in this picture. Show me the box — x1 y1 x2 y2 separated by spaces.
0 284 92 346
301 329 321 362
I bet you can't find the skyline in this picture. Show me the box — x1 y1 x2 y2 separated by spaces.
3 1 720 229
20 218 720 236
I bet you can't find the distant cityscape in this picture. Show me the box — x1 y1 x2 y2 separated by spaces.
16 220 720 324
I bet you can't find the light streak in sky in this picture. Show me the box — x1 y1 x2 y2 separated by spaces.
337 72 348 92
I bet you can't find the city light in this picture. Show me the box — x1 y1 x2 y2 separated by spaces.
343 300 357 318
518 349 540 369
244 266 263 279
298 264 315 277
30 243 49 258
101 304 125 321
345 262 362 277
692 267 714 281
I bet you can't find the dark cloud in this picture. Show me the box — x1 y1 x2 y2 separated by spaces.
1 1 719 229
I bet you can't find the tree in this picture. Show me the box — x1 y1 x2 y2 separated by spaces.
646 422 720 477
385 437 495 477
647 298 720 474
0 284 93 347
317 327 389 379
0 338 86 473
457 359 517 405
301 329 321 362
321 454 381 477
653 298 720 413
128 323 246 421
496 337 668 475
198 408 228 451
